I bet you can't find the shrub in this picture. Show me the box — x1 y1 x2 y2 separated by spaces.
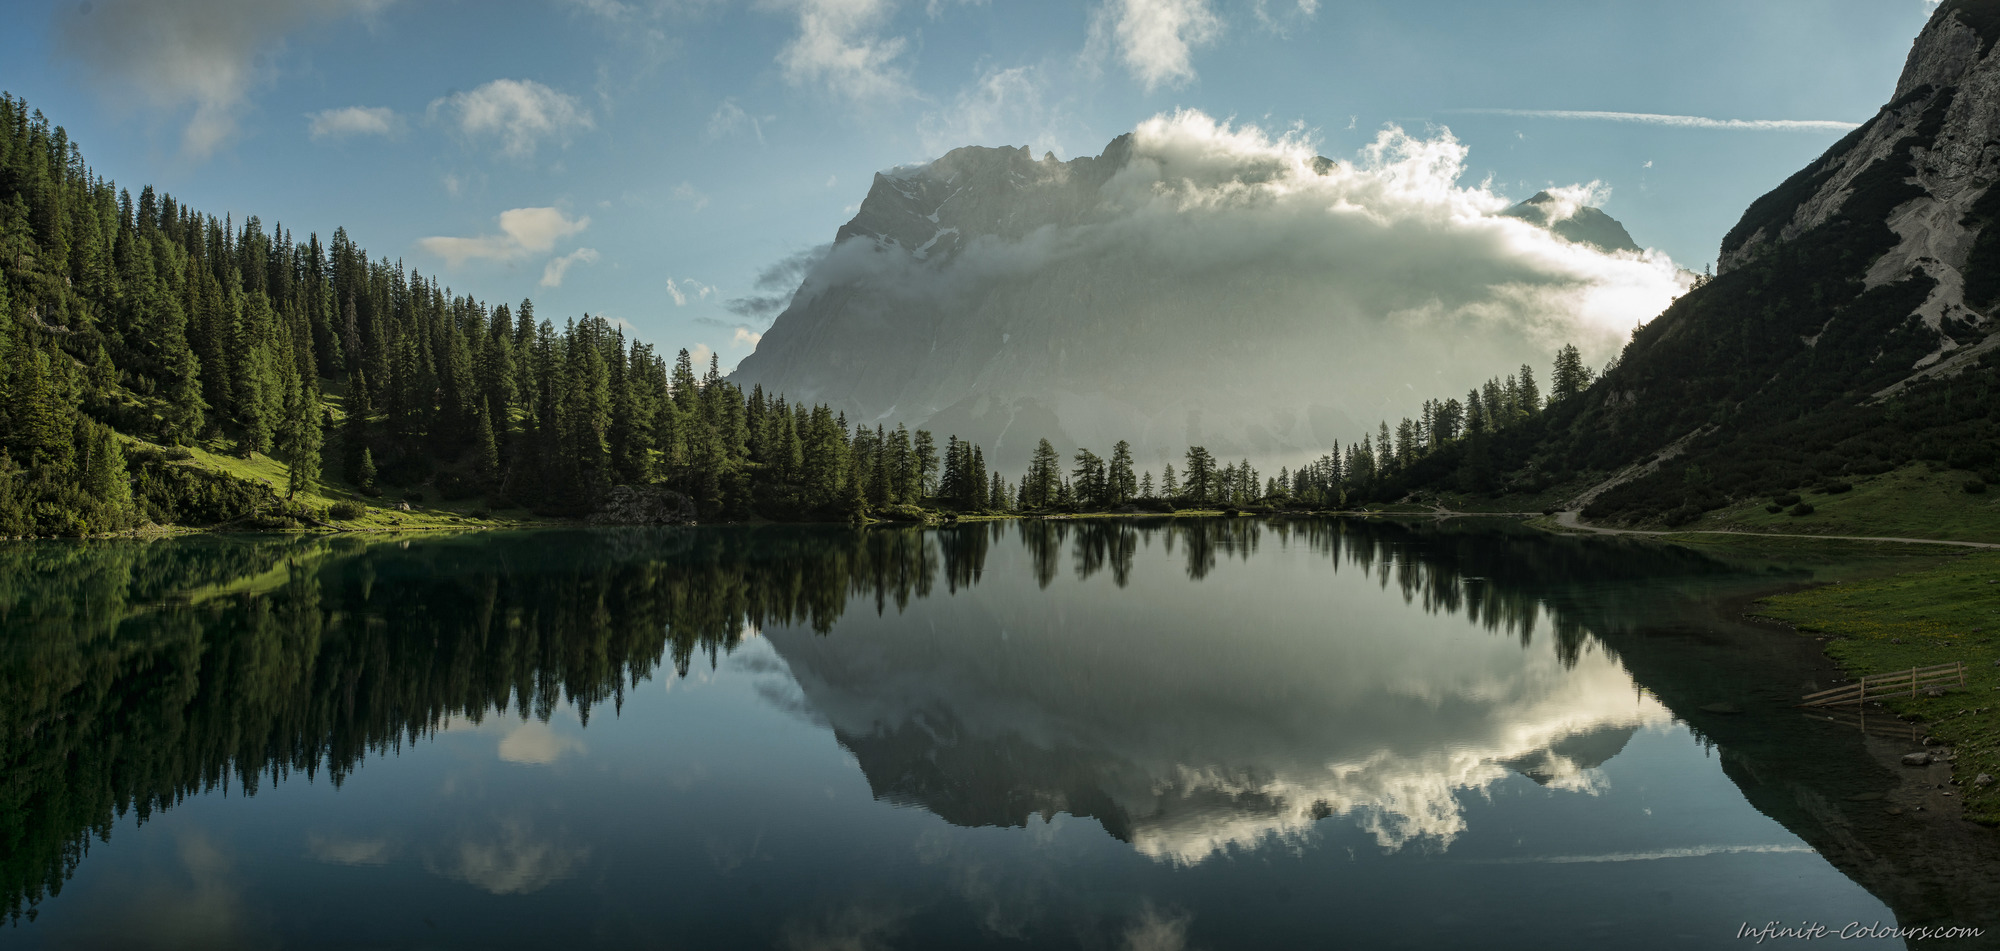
1816 481 1853 494
1789 502 1816 516
1765 504 1784 514
1965 479 1988 495
328 501 366 520
403 491 425 504
436 472 480 501
1773 493 1802 507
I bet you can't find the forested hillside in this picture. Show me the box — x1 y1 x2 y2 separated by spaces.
0 94 981 535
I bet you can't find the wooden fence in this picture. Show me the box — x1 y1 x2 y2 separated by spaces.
1799 662 1966 708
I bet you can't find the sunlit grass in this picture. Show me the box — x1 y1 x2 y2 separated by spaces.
1697 463 2000 542
1758 551 2000 823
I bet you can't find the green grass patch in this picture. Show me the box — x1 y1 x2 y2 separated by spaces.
117 434 544 534
1695 463 2000 542
1758 551 2000 823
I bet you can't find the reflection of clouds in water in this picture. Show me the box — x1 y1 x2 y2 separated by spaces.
1126 653 1665 863
1122 903 1192 951
306 834 391 866
766 539 1675 867
437 709 587 765
426 818 590 895
96 832 257 948
497 720 586 765
777 901 911 951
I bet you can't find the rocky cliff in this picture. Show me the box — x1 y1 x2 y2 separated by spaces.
1717 0 2000 385
1424 0 2000 524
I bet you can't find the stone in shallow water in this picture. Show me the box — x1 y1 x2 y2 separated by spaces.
1902 752 1933 767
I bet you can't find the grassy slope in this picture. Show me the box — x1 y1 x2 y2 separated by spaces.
1678 463 2000 542
1756 550 2000 823
119 434 544 533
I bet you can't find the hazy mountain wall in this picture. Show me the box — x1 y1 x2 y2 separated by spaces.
733 113 1685 471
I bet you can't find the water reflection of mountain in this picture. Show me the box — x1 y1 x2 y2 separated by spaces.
767 519 1727 864
3 519 1990 933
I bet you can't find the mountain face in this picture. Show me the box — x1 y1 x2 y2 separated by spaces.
1458 0 2000 523
731 119 1672 471
1500 191 1642 254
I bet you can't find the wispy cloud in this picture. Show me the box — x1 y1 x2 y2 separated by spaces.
666 277 715 306
307 105 398 140
706 98 767 143
430 79 595 158
54 0 392 159
1086 0 1222 91
419 207 590 266
672 181 710 212
540 247 600 287
1456 109 1861 133
775 0 914 103
726 244 829 323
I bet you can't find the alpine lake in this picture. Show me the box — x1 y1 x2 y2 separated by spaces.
5 518 1998 949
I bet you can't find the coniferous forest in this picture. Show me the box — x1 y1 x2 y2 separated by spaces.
0 94 1011 534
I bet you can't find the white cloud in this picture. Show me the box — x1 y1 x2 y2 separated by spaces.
429 79 594 158
690 343 715 368
731 327 763 348
666 277 715 306
672 181 710 212
307 105 398 140
705 98 766 143
1088 0 1222 92
443 172 463 196
54 0 392 159
919 63 1081 158
540 247 600 287
775 0 915 103
1459 109 1861 133
419 207 591 266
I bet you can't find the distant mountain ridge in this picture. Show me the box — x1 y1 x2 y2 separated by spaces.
731 124 1665 471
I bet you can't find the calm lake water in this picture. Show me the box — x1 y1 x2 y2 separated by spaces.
0 519 1964 949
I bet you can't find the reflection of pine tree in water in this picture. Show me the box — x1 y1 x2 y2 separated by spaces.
0 519 1761 924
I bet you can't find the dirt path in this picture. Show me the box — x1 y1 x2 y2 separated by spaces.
1552 510 2000 549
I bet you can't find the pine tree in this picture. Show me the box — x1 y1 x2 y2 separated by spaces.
913 429 938 497
1108 440 1136 505
1025 438 1061 509
276 375 323 499
475 398 501 485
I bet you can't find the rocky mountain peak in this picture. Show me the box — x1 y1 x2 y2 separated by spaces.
1710 0 2000 385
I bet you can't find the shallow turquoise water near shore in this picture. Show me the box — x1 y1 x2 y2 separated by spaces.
0 520 1924 948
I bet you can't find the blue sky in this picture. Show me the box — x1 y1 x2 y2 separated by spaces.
4 0 1937 367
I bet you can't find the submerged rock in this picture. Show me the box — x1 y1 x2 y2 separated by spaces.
1903 752 1934 767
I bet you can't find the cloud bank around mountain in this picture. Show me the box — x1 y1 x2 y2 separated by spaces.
807 109 1684 371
